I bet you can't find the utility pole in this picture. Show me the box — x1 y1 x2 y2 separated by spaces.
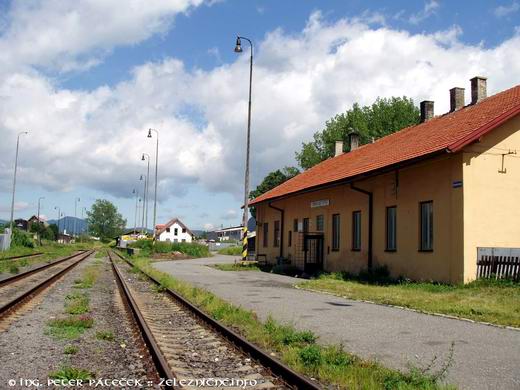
37 196 45 245
74 197 80 238
147 129 159 241
9 131 28 236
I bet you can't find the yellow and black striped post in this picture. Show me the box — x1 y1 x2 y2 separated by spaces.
242 226 248 261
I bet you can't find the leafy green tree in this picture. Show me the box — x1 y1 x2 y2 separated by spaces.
295 97 420 169
48 224 59 240
249 166 300 218
86 199 126 242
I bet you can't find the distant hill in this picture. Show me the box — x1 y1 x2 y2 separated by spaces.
47 216 88 235
0 219 7 226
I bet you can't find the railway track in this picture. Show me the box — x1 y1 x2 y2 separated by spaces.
0 252 44 262
0 250 94 318
108 250 321 390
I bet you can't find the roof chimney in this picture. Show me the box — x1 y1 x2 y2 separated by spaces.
348 130 359 151
450 87 465 112
335 140 344 157
420 100 434 122
470 76 487 104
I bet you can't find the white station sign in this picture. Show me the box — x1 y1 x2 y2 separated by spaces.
311 199 329 208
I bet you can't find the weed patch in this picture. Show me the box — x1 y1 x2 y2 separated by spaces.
65 292 90 315
213 263 260 272
49 366 93 380
95 330 115 341
63 345 79 355
47 315 94 339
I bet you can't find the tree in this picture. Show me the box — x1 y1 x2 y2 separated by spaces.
86 199 126 242
295 97 420 169
249 166 300 218
48 224 59 240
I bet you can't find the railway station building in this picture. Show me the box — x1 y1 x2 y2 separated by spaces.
250 77 520 284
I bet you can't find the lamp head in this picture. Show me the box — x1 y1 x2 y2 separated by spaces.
147 129 152 138
234 36 242 53
141 153 145 161
140 175 144 180
132 189 136 194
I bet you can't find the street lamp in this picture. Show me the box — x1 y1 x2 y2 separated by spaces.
9 131 29 234
132 189 138 235
141 153 150 234
148 129 159 240
54 206 61 235
139 174 147 235
37 196 45 245
234 35 253 261
74 197 80 237
81 206 87 238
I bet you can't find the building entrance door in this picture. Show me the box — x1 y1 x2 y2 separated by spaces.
304 234 324 274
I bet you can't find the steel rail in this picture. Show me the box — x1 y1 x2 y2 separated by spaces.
0 252 44 262
107 251 176 389
109 250 321 390
0 250 94 317
0 250 88 288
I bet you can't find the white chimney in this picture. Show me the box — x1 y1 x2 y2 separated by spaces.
335 140 344 157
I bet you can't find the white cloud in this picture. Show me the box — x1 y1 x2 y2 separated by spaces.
0 201 29 213
1 10 520 212
0 0 204 72
494 2 520 17
409 0 440 25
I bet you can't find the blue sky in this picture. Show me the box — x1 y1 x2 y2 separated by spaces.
0 0 519 231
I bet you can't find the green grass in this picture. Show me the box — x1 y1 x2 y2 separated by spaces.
217 246 242 256
47 315 94 339
65 292 90 315
297 273 520 327
73 264 100 289
120 251 454 389
49 366 93 380
213 263 260 272
95 330 115 341
63 345 79 355
0 242 96 274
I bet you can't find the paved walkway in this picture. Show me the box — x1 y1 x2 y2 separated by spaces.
154 255 520 389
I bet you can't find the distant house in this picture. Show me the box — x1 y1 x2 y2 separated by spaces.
14 218 28 231
156 218 194 243
28 215 48 228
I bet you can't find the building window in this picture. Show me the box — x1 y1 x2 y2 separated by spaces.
303 218 309 233
174 228 178 236
263 223 269 247
166 228 170 233
386 206 397 251
288 230 292 247
274 220 280 247
182 239 186 243
352 211 361 251
332 214 340 251
316 215 324 231
420 201 433 251
293 218 298 233
182 228 186 233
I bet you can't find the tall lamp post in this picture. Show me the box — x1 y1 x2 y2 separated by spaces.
234 36 253 261
141 153 150 234
37 196 45 244
9 131 29 234
54 206 61 238
132 189 138 235
81 206 87 238
147 129 159 240
74 197 80 237
139 174 147 235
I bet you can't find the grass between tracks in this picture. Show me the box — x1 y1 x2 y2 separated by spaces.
0 242 97 274
122 252 454 390
297 273 520 328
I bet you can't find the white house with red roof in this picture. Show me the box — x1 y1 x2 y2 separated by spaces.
250 76 520 284
155 218 194 243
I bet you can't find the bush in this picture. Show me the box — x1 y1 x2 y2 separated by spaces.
11 228 34 248
217 246 242 256
129 239 210 258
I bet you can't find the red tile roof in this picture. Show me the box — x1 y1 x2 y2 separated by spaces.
250 84 520 205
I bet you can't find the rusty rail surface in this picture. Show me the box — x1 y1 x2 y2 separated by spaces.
0 252 44 262
109 249 321 390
